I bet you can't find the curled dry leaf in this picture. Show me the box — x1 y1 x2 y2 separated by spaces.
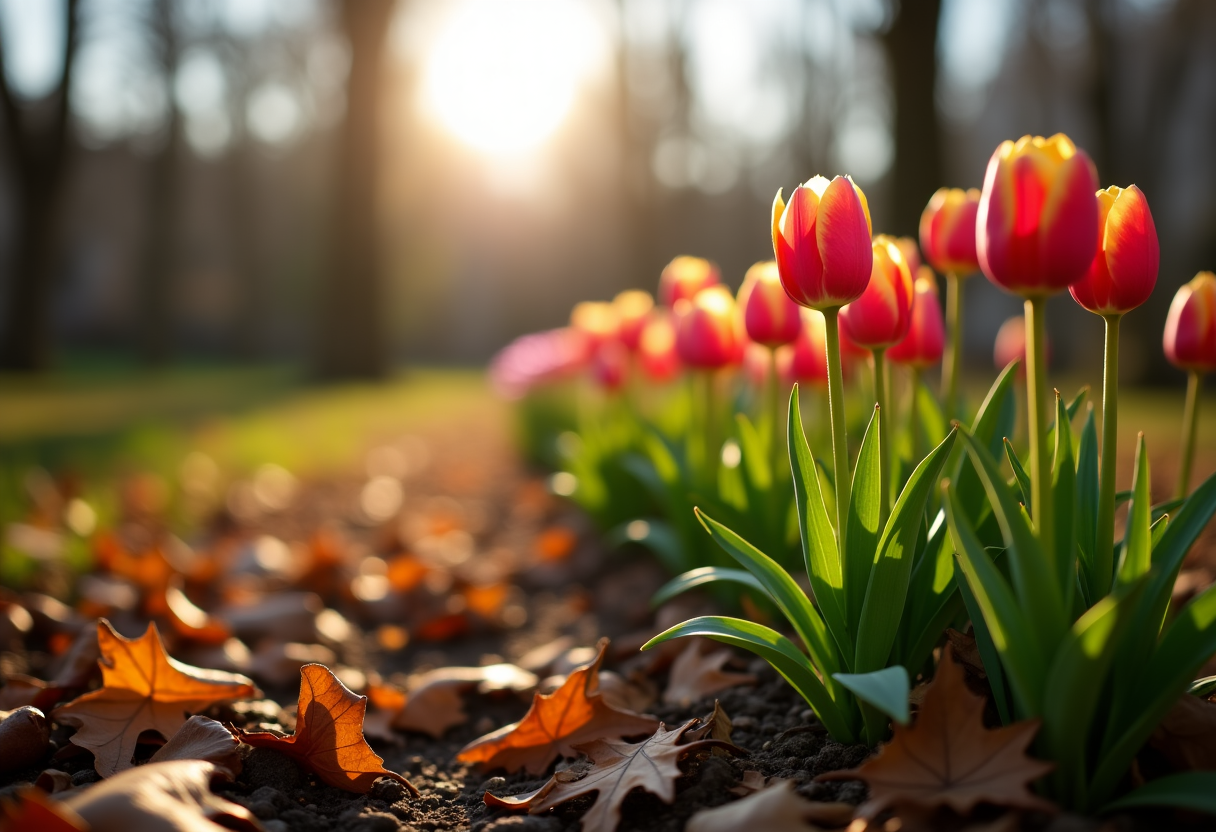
457 639 660 775
234 663 417 795
662 642 757 707
819 646 1055 817
0 706 51 774
687 780 851 832
149 716 241 780
485 718 743 832
52 620 258 777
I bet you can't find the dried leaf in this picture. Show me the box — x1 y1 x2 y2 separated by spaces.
366 663 539 740
0 788 87 832
52 620 257 777
33 769 75 795
458 639 660 775
688 701 734 744
597 670 657 713
485 718 742 832
0 625 100 712
663 643 757 707
0 707 50 774
1147 693 1216 772
688 780 846 832
149 716 241 779
729 769 768 796
819 646 1055 817
233 664 417 795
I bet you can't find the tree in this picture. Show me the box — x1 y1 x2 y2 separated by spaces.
0 0 81 370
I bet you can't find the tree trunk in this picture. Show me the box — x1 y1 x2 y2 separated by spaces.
883 0 942 237
313 0 395 380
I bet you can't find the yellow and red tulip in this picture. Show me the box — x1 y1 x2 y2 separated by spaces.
637 310 681 382
674 285 745 370
738 260 803 348
613 290 655 351
1164 272 1216 373
920 187 981 276
888 268 945 369
570 301 619 358
1069 185 1159 316
839 236 915 350
658 256 721 307
977 134 1100 297
772 175 874 310
894 237 922 276
787 309 829 386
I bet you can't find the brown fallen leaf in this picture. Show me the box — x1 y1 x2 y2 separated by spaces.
687 780 850 832
729 769 769 796
52 620 258 777
149 716 242 779
458 639 660 775
0 707 51 774
689 700 734 744
597 670 657 713
1146 692 1216 772
819 645 1055 817
234 663 417 795
485 718 742 832
663 642 757 707
366 663 539 741
0 624 100 712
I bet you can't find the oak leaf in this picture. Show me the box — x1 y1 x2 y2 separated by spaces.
663 642 757 707
484 718 742 832
52 620 258 777
233 663 417 795
687 780 852 832
457 639 659 775
818 645 1055 817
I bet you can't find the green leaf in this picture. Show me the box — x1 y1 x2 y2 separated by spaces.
1004 439 1032 510
696 509 842 679
1102 772 1216 815
642 615 854 742
949 362 1018 540
853 429 957 674
1115 435 1152 589
1045 386 1087 452
1075 406 1099 606
1189 676 1216 697
916 380 947 449
1051 393 1078 610
1150 512 1170 551
954 561 1012 724
1139 469 1216 639
1153 498 1184 522
902 510 963 673
650 566 767 609
788 386 851 662
846 406 883 634
735 413 771 493
833 666 910 726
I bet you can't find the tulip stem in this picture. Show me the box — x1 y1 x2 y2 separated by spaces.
909 367 922 464
1094 314 1121 598
768 346 783 486
943 272 964 419
873 347 891 522
823 309 851 553
1025 297 1053 556
1177 370 1203 501
704 369 719 487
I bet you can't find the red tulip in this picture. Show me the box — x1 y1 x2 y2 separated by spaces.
591 340 629 390
1164 271 1216 373
674 286 745 370
894 237 922 276
638 310 681 382
994 314 1051 372
772 175 874 310
738 260 803 348
658 256 720 307
839 236 915 350
570 301 619 353
787 309 829 386
977 134 1100 297
613 290 655 351
919 188 981 276
1069 185 1159 316
888 267 945 369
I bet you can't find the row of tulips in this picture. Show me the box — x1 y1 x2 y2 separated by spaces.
492 133 1216 815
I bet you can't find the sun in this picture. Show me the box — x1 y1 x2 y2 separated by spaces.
423 0 601 155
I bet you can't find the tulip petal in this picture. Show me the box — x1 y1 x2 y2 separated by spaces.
1102 185 1158 312
815 176 873 306
1038 150 1100 292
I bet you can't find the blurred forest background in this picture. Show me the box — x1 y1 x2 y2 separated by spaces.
0 0 1213 383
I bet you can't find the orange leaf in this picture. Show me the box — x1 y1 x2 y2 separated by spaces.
52 620 258 778
0 788 87 832
233 664 417 795
458 639 660 775
818 645 1055 817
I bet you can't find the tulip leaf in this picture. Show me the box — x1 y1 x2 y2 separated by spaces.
950 362 1019 535
846 407 882 634
1051 393 1078 608
1115 435 1152 590
833 666 910 726
609 518 686 576
1102 772 1216 815
1004 438 1032 511
902 508 966 673
650 566 768 609
1075 406 1099 606
1045 386 1087 453
953 556 1012 724
916 380 947 450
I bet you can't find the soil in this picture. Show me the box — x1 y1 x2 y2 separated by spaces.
2 401 1214 832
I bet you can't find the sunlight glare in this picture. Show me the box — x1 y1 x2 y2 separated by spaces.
423 0 601 155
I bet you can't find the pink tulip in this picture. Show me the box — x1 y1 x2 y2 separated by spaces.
888 268 945 369
658 256 720 307
839 236 915 350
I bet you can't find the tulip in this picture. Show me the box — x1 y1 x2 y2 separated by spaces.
488 328 587 400
788 309 829 387
1066 185 1159 596
993 314 1051 372
894 237 922 276
1164 271 1216 499
977 133 1099 555
739 261 803 348
570 301 619 356
638 311 681 383
613 290 655 351
591 340 629 391
772 174 873 551
920 187 981 418
658 256 720 307
888 268 945 370
674 286 745 370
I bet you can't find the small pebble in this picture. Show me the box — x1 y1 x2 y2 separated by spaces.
799 709 814 721
483 776 507 792
732 716 757 730
762 741 772 750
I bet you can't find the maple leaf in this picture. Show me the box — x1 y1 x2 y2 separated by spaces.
457 639 660 775
233 663 417 795
485 718 742 832
52 619 258 777
818 645 1055 817
663 642 757 706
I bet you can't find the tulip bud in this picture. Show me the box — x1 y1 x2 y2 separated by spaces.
570 301 619 354
919 187 981 276
977 134 1100 297
894 237 922 276
658 256 720 307
787 309 829 386
613 290 655 351
743 341 774 388
738 261 803 348
1069 185 1159 316
888 267 945 369
638 310 681 382
591 340 629 391
674 285 745 369
772 175 874 310
994 315 1051 372
1163 272 1216 373
839 236 915 350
